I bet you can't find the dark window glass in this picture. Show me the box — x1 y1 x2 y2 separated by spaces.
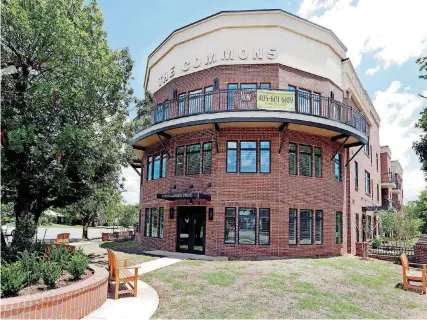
364 143 369 155
260 141 271 173
178 94 186 116
156 104 163 122
299 145 312 177
202 142 212 174
175 146 185 176
186 144 201 175
356 214 360 243
258 208 270 245
259 83 271 89
365 171 371 194
159 208 164 238
289 209 297 245
370 146 372 165
315 210 323 244
238 208 256 245
224 208 236 244
204 86 213 112
289 143 297 175
189 89 202 114
376 153 379 172
300 210 313 245
147 156 153 181
153 154 161 180
240 141 257 173
226 141 237 173
336 212 343 244
164 102 169 120
144 208 150 236
377 184 379 202
227 84 238 110
150 208 158 238
314 147 322 177
354 161 359 189
334 153 342 181
161 152 167 178
240 83 257 89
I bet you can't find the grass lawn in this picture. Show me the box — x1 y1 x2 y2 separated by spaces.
140 256 427 319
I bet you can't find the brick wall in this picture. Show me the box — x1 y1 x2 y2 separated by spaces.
414 236 427 264
0 265 108 320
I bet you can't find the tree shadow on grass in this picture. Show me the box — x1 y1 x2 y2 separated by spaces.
87 252 108 267
99 240 149 255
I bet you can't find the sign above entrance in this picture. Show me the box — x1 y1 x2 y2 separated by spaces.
157 192 211 201
257 90 295 111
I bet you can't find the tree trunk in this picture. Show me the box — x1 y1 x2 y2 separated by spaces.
83 223 89 240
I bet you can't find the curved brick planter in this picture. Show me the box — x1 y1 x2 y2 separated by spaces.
0 265 108 320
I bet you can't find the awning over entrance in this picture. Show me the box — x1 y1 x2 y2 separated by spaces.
157 192 211 201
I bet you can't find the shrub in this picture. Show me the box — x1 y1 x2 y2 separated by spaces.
48 245 71 269
372 237 382 249
0 262 27 296
67 252 89 280
20 250 43 285
42 261 61 288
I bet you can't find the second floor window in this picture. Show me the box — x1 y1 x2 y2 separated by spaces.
175 146 185 176
354 161 359 189
178 94 186 116
147 152 166 180
204 86 213 112
227 84 238 110
299 145 312 177
186 144 201 175
202 142 212 174
289 143 297 175
260 141 271 173
189 89 202 114
334 153 342 181
365 171 371 194
240 141 257 173
314 147 322 178
226 141 238 173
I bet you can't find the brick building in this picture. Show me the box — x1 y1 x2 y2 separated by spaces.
132 9 401 258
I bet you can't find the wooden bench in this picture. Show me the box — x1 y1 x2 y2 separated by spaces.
55 232 70 245
400 253 426 294
107 249 138 299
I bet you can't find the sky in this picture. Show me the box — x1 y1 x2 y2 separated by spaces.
96 0 427 204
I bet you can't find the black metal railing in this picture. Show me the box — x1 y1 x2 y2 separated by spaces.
369 245 414 257
138 89 368 135
381 172 395 184
393 182 402 190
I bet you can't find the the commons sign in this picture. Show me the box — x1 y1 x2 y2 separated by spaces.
257 90 295 111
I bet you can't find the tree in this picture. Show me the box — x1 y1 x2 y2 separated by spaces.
377 209 422 246
414 56 427 178
1 0 139 229
405 190 427 234
118 204 139 228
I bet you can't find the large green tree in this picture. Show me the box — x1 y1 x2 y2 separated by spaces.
414 56 427 179
1 0 139 227
405 190 427 234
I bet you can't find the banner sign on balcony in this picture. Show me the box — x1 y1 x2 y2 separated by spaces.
257 90 295 111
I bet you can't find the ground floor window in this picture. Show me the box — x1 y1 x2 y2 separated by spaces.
145 208 164 238
258 209 270 245
289 209 297 245
336 212 343 244
300 210 313 244
224 208 236 244
288 208 324 245
238 208 256 244
315 210 323 245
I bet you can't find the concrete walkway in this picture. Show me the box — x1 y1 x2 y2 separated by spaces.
84 258 182 320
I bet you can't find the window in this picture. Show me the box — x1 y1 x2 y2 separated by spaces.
370 146 372 165
178 93 186 116
175 146 185 176
159 208 164 238
224 208 236 244
334 153 342 181
202 142 212 174
150 208 158 237
364 143 369 155
204 86 213 112
258 208 270 245
300 210 313 245
147 156 153 181
377 184 379 202
240 141 257 173
153 154 161 179
186 144 201 175
300 145 312 177
314 147 322 177
336 212 343 244
376 153 379 172
288 85 296 91
313 92 321 115
238 208 256 245
354 161 359 190
260 141 271 173
240 83 257 90
144 208 150 236
298 88 311 114
356 214 360 242
259 83 271 89
156 104 163 122
164 102 169 120
189 89 202 114
315 210 323 245
227 84 238 110
365 171 371 194
289 209 297 245
226 141 237 173
289 143 297 175
161 152 167 178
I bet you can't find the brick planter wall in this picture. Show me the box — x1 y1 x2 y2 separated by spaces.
355 242 368 257
414 235 427 264
0 265 108 320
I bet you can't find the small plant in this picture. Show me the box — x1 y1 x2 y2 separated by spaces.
20 250 43 285
66 252 89 280
0 262 28 297
372 237 382 249
42 261 61 288
48 245 71 269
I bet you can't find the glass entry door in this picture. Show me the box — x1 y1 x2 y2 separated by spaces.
177 206 206 254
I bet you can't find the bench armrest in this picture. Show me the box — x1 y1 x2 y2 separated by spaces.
408 262 426 268
123 258 128 267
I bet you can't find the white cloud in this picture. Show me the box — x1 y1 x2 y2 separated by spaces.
300 0 427 67
373 81 426 202
365 65 380 76
120 165 140 204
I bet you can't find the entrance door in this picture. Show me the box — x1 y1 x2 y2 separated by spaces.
177 206 206 254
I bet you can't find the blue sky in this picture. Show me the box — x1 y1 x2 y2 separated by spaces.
97 0 427 204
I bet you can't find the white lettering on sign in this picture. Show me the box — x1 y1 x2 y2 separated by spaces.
159 47 277 87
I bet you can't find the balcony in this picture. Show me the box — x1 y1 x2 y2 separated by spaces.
381 199 402 211
133 88 368 149
392 182 402 193
381 173 396 188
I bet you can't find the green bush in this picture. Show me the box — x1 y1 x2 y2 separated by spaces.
48 245 71 269
372 237 382 249
0 262 27 296
67 252 89 280
20 250 43 285
42 261 61 288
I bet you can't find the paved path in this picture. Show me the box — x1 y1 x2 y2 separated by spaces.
83 257 182 320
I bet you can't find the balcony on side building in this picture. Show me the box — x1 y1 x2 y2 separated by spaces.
381 172 396 188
